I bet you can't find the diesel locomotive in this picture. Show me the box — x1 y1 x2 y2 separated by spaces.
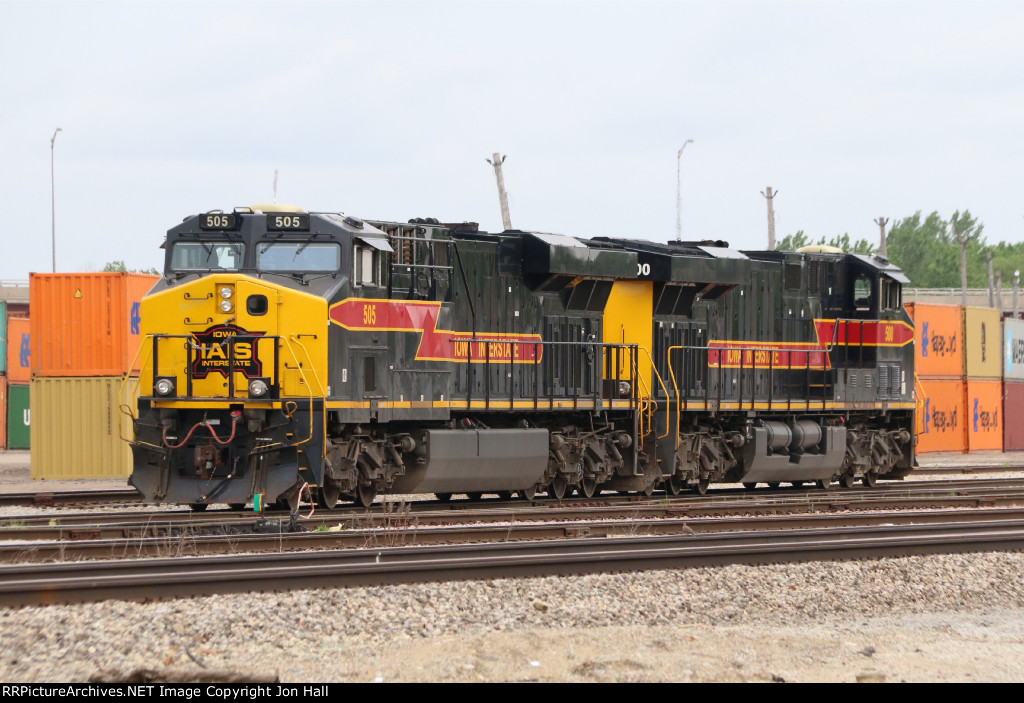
127 204 916 509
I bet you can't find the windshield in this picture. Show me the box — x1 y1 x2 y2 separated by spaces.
171 242 244 270
257 242 341 272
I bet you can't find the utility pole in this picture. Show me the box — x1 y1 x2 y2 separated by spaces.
874 217 889 258
761 187 778 250
50 127 62 273
959 231 968 307
996 270 1003 313
987 251 995 308
486 153 512 231
676 139 693 241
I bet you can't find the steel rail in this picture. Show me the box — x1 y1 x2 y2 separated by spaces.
1 472 1022 510
6 507 1024 563
2 518 1024 607
4 479 1024 540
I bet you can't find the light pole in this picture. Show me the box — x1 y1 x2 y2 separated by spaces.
1015 270 1020 319
50 127 62 273
676 139 693 240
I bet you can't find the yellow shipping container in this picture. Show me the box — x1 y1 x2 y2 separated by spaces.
30 376 138 479
962 306 1002 379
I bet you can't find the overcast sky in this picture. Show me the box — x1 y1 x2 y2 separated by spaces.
2 0 1021 279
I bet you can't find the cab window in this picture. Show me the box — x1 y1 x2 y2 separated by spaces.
853 273 873 312
171 242 244 270
355 245 379 285
257 242 341 272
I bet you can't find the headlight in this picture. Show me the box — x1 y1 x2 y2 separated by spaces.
154 377 176 397
219 299 233 313
219 286 233 299
618 381 631 396
248 378 270 398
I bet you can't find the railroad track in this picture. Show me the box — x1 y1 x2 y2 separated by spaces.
2 478 1024 563
0 463 1019 509
2 516 1023 608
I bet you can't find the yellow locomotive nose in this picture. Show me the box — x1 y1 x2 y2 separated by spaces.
139 275 327 401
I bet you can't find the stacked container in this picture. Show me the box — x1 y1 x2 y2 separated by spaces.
5 309 31 449
905 303 968 454
962 307 1003 451
1003 318 1024 450
28 273 157 478
0 301 6 448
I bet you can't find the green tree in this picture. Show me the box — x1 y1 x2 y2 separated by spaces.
886 210 985 288
103 260 159 275
776 231 875 254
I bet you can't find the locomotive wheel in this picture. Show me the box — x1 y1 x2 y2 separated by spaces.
354 483 377 508
862 471 879 488
517 486 537 501
839 472 857 489
228 503 246 511
766 482 781 489
816 478 831 490
578 478 598 498
692 478 710 495
318 483 340 510
642 481 656 497
497 491 514 500
742 482 757 490
467 492 484 501
548 479 568 500
435 493 453 503
189 503 209 512
667 476 685 496
791 480 805 488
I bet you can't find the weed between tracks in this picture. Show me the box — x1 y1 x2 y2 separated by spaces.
356 499 417 547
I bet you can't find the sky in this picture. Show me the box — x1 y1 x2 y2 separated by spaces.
1 0 1022 279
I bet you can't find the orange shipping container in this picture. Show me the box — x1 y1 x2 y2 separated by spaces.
6 317 31 384
904 303 964 378
966 379 1003 451
30 272 158 377
963 307 1002 379
916 377 966 454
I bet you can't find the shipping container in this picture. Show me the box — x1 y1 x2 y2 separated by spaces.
0 300 7 374
915 377 966 454
963 307 1002 379
1004 381 1024 450
904 303 964 378
29 272 158 377
6 317 30 384
1003 318 1024 382
7 383 29 450
0 375 6 449
965 379 1002 451
29 376 138 479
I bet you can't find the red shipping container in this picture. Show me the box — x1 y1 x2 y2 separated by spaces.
1004 381 1024 451
904 303 964 378
916 377 967 454
966 379 1002 451
30 272 158 377
6 317 30 384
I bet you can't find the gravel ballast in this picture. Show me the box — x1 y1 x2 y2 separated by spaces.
2 552 1023 683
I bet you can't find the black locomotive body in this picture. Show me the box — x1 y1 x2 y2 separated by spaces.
128 205 915 509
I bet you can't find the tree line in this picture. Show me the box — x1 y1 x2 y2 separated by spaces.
777 210 1024 289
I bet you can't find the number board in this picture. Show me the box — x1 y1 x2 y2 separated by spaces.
266 214 310 231
199 213 239 231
